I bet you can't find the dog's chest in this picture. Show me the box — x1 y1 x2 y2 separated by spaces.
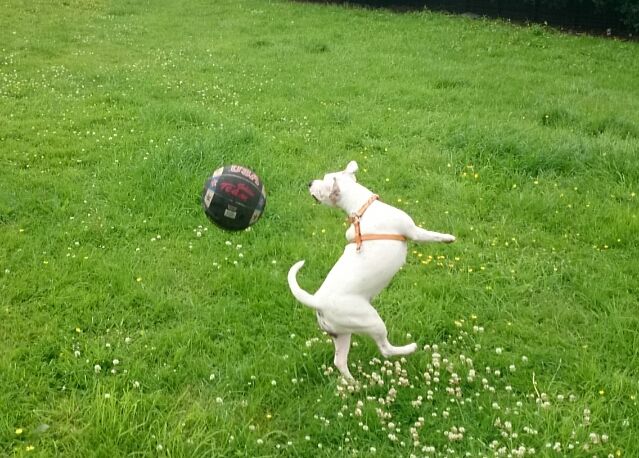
345 224 355 242
344 203 403 242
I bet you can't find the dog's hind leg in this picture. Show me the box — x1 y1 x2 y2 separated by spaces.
367 320 418 359
331 298 418 360
374 335 418 358
332 334 354 382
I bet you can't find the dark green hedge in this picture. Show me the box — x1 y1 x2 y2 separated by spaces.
604 0 639 32
514 0 638 34
323 0 639 35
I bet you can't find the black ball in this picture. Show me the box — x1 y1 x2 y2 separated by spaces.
201 165 266 231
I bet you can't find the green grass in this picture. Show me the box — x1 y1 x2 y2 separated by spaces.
1 0 638 456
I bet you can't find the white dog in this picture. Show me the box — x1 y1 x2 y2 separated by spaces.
288 161 456 381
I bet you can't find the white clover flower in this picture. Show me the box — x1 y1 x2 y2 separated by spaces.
94 364 101 373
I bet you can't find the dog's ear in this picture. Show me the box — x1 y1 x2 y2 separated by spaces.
329 177 340 204
345 161 359 175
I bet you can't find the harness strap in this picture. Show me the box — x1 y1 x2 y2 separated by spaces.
348 194 407 252
357 234 408 243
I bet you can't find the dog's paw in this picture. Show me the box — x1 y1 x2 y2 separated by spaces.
339 375 358 386
406 342 418 354
442 234 456 243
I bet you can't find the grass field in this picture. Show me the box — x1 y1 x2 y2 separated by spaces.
1 0 638 456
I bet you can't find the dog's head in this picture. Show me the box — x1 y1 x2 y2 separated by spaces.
308 161 358 207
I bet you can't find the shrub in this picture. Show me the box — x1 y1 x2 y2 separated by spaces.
332 0 639 34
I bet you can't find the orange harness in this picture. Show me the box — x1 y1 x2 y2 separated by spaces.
348 194 407 252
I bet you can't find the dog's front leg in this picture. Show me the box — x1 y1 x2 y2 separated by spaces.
408 226 456 244
332 334 354 382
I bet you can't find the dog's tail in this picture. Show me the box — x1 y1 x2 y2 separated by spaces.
288 260 322 310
